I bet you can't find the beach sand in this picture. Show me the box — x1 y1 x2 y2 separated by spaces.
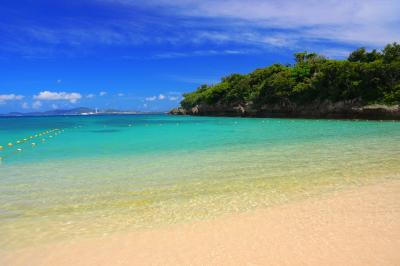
1 181 399 266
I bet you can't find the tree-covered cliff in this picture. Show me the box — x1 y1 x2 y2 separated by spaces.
174 43 400 119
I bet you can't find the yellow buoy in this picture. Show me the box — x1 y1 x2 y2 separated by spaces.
16 140 21 144
31 143 36 146
0 145 3 150
8 143 13 147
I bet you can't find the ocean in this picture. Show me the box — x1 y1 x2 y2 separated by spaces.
1 114 399 249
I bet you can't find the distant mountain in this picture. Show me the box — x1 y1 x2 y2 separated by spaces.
0 107 146 117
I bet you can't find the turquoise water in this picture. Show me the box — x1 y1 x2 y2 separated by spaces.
1 115 399 249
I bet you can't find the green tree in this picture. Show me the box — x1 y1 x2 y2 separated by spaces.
179 43 400 110
382 43 400 63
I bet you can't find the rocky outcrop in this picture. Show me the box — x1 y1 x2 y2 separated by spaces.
170 107 187 115
170 100 400 120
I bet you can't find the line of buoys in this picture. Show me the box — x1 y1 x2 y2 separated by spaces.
0 128 63 163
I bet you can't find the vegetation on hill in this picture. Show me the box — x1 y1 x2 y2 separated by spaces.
180 43 400 111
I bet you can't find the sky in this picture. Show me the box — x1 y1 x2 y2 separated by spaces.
0 0 399 113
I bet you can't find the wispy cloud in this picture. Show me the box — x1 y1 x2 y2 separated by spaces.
145 92 181 101
1 0 399 59
168 95 180 101
104 0 400 48
145 96 157 101
164 74 219 85
318 48 353 59
153 49 255 59
32 100 42 109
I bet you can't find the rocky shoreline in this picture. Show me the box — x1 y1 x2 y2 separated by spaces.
170 100 400 120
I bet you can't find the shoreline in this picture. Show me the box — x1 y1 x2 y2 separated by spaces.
170 112 400 121
2 180 399 266
169 111 400 121
170 103 400 120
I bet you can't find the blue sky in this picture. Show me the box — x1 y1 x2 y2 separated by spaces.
0 0 399 112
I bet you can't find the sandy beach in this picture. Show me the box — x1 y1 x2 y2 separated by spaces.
1 180 399 266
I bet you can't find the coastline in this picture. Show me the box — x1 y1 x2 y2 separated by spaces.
2 180 399 266
170 103 400 120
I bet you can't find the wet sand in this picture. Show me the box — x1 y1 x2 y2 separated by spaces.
1 181 399 266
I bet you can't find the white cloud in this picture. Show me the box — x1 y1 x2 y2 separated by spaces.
33 91 82 103
168 96 179 101
145 96 157 101
32 101 42 109
117 93 124 97
158 94 165 100
0 94 24 103
86 93 95 98
99 91 107 96
21 102 29 109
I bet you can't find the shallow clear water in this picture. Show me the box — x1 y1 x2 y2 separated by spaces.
0 115 399 249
